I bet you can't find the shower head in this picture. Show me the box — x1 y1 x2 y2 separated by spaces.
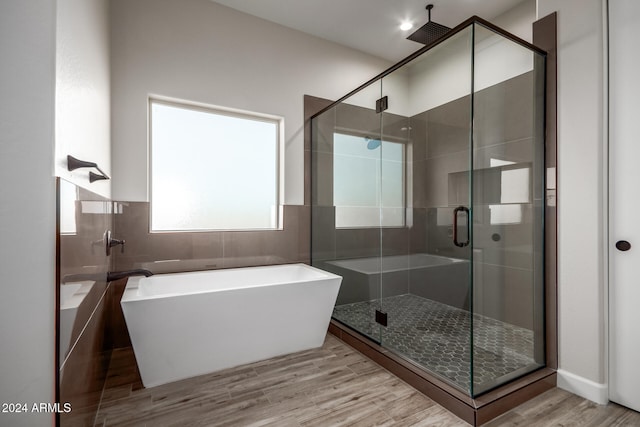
406 4 451 46
365 136 381 150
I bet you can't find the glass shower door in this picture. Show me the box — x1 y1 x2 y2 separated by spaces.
470 22 546 395
311 18 547 399
377 26 476 393
312 81 385 344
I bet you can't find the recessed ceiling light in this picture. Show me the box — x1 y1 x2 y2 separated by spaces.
400 21 413 31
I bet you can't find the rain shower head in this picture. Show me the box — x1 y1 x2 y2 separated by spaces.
365 136 381 150
407 4 451 46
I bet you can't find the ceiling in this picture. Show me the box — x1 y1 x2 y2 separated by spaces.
211 0 530 62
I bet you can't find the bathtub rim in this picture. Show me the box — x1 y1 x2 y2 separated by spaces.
121 262 342 302
325 253 466 275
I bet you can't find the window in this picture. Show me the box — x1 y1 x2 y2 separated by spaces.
488 158 529 225
333 133 405 228
150 98 283 231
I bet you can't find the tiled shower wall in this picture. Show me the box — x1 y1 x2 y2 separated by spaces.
418 72 540 329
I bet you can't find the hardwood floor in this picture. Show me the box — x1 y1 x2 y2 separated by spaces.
95 335 640 426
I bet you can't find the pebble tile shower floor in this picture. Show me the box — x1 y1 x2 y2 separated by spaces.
332 294 538 392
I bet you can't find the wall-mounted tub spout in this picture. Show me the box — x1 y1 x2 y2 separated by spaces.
89 171 109 183
106 269 154 282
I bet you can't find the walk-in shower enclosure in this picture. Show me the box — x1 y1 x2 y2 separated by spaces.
311 19 545 397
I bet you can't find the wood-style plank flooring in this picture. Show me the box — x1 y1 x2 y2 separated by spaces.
95 335 640 426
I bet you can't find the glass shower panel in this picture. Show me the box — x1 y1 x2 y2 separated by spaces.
311 18 547 400
378 26 475 393
312 81 384 344
470 23 546 395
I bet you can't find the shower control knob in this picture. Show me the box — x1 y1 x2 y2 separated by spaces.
616 240 631 252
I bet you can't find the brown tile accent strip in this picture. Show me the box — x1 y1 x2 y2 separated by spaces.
113 203 309 273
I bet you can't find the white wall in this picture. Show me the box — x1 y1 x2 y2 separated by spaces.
494 0 536 43
537 0 609 403
0 2 57 426
109 0 391 204
402 28 534 118
311 1 537 122
56 0 111 197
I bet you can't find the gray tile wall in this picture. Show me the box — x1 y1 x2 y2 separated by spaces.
113 204 310 273
415 72 539 329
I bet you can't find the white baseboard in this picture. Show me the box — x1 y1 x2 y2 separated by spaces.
557 369 608 404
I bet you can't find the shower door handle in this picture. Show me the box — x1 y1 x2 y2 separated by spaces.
453 206 470 248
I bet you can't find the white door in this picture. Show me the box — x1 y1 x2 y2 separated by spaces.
609 0 640 412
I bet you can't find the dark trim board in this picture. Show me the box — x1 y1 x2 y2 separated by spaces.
534 11 559 371
55 178 61 427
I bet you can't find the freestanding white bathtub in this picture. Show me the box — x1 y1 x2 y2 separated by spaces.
121 263 342 388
